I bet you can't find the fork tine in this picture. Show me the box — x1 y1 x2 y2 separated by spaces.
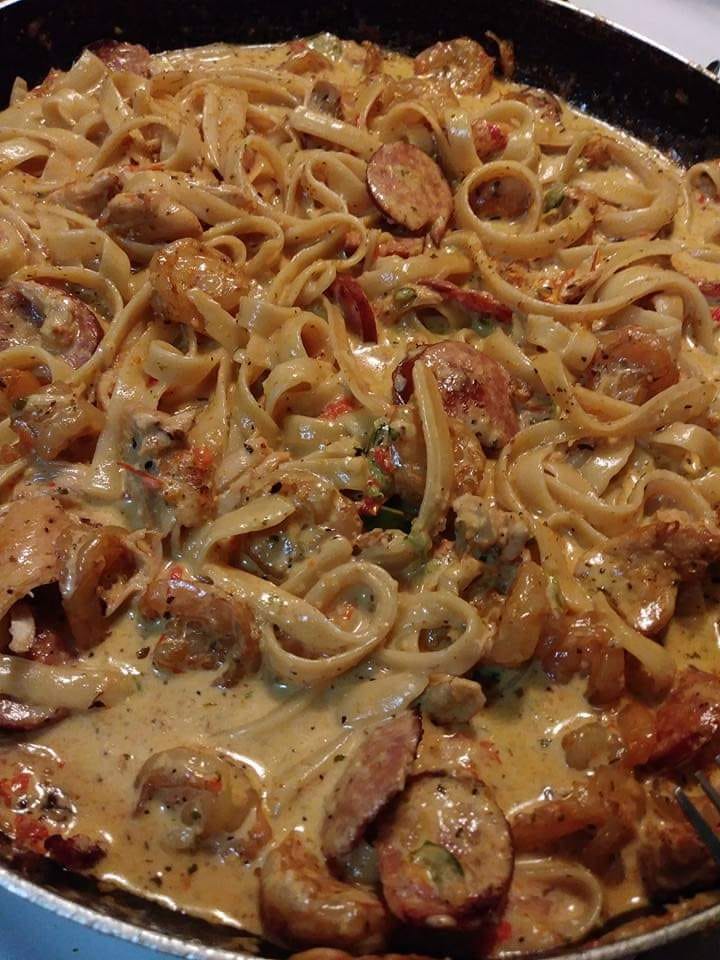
696 769 720 817
674 786 720 866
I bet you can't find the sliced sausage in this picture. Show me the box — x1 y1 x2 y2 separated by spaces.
0 280 102 369
392 341 518 448
322 711 421 867
583 326 679 405
89 40 151 77
330 276 378 342
644 669 720 770
377 774 513 929
414 39 494 96
260 834 391 953
367 142 452 244
418 279 512 322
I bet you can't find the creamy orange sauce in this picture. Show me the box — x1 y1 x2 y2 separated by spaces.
0 34 719 955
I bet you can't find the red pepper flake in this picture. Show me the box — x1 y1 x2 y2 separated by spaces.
191 445 214 471
205 775 223 794
493 920 513 945
478 740 502 764
711 307 720 325
0 772 30 806
319 396 358 420
168 564 184 580
0 443 19 464
13 814 49 852
358 496 383 517
369 445 396 475
118 461 163 490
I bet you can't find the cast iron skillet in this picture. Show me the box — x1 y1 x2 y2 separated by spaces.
0 0 719 956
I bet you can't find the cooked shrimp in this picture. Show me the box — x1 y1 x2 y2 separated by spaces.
414 39 495 96
583 326 679 405
148 237 246 330
260 834 391 952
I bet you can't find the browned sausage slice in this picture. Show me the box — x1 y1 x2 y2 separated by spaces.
418 278 512 322
322 711 421 867
330 276 378 342
367 143 452 244
377 774 513 929
392 341 518 448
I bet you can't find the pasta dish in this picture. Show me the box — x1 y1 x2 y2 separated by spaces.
0 33 719 958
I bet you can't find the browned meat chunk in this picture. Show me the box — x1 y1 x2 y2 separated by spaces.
644 669 720 770
99 191 202 245
577 518 720 636
148 238 245 330
49 170 122 219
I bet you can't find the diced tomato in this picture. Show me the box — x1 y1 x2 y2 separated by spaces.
0 773 30 807
0 442 19 464
0 368 42 403
205 775 223 794
13 814 49 852
118 461 163 490
493 920 513 945
319 396 358 420
369 445 396 475
697 278 720 297
191 445 214 471
358 496 383 517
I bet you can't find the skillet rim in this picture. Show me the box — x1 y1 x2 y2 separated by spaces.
0 0 719 955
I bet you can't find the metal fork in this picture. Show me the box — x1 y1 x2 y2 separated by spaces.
675 758 720 865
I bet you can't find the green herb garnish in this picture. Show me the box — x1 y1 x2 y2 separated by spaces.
394 286 417 306
412 842 464 887
471 315 496 338
542 183 565 213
